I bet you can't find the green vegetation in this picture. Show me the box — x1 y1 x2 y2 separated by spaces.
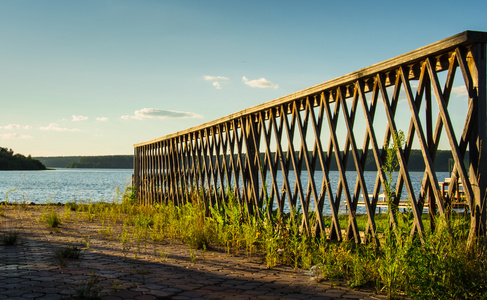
54 245 82 266
0 183 480 298
0 147 46 170
34 150 459 171
35 155 133 169
3 133 480 298
66 155 133 168
72 272 102 300
299 149 460 171
34 156 81 168
54 186 485 299
207 149 461 173
41 209 62 228
2 131 482 298
1 230 20 246
55 245 81 259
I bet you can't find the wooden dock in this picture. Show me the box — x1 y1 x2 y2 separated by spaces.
354 199 468 211
353 179 469 211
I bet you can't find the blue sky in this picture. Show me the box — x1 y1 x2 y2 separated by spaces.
1 0 486 156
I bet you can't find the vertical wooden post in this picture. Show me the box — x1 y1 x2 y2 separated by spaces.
133 147 139 203
425 75 436 232
150 144 155 205
468 42 487 242
139 146 144 205
142 145 146 205
148 145 151 205
157 141 162 204
244 115 260 216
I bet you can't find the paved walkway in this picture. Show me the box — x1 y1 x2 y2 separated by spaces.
0 206 387 299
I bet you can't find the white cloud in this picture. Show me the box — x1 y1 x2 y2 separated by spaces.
452 86 468 97
72 115 89 122
121 108 202 120
39 123 80 132
203 75 229 81
96 117 109 122
204 75 229 89
242 76 278 89
1 124 32 130
1 133 33 139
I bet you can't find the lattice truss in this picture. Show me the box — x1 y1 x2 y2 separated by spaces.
134 32 487 242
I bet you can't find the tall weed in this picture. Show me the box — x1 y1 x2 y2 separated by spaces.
59 182 486 297
180 198 214 249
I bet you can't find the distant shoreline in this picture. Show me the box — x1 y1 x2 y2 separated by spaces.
35 150 466 172
34 155 133 169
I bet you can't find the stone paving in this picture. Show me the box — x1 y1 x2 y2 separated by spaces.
0 206 387 299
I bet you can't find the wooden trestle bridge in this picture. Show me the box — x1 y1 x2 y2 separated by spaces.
133 31 487 244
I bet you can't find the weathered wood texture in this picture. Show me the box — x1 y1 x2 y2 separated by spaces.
133 31 487 242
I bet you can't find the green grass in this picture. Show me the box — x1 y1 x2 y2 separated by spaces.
41 210 62 228
72 272 102 300
29 186 485 299
1 231 20 246
132 194 485 298
36 133 484 298
54 245 82 266
55 245 81 259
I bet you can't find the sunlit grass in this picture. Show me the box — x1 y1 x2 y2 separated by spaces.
5 185 484 299
41 209 62 228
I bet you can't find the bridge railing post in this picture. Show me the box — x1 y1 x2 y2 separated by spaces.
243 115 260 217
468 42 487 243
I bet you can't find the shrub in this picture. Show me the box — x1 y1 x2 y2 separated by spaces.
42 210 61 228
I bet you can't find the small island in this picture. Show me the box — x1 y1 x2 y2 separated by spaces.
0 147 47 170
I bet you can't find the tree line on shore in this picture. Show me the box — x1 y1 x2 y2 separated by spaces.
233 149 460 172
35 155 133 169
0 145 460 172
36 149 461 171
0 147 46 170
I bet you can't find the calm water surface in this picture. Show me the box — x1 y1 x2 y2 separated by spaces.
263 170 451 214
0 168 451 214
0 168 133 204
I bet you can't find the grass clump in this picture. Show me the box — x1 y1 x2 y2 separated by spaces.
41 209 62 228
1 231 20 246
180 202 213 250
72 272 102 300
54 245 82 266
55 245 81 259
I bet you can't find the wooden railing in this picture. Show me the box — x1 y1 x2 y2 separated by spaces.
133 31 487 243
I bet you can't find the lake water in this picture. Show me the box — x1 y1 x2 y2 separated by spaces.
0 168 133 204
258 170 450 215
0 168 451 215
